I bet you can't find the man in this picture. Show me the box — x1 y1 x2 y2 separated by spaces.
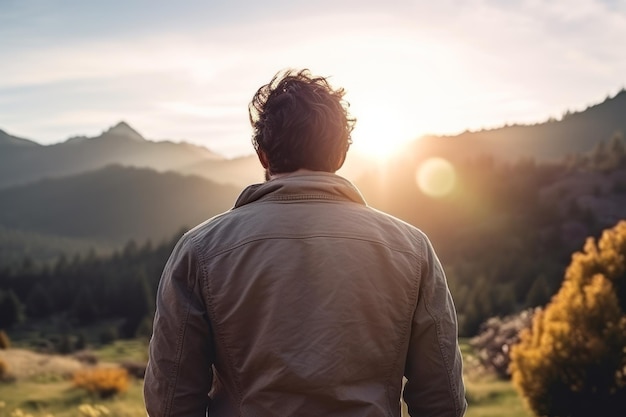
144 69 466 417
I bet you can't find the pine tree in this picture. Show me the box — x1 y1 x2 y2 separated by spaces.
25 283 53 319
510 221 626 417
0 290 25 328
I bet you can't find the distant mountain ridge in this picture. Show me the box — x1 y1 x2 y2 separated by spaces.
416 88 626 162
0 128 40 147
2 89 624 189
1 87 624 261
0 120 374 190
0 121 228 189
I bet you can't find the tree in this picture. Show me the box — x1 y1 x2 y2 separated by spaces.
119 269 155 338
25 283 53 319
510 221 626 417
607 132 626 168
70 285 99 324
0 290 25 328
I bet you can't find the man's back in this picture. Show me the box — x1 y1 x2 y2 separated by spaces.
145 172 465 416
144 69 465 417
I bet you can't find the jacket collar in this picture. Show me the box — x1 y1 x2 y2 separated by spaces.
234 171 367 209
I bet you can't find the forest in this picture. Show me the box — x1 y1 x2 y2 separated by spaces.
1 132 625 343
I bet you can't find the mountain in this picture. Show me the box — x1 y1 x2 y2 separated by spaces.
1 88 625 248
4 89 623 191
0 121 224 189
0 129 40 147
0 120 382 191
0 165 240 245
414 89 626 163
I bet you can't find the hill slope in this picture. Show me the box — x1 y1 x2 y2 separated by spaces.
2 89 624 191
416 89 626 162
0 122 224 189
0 129 40 147
0 165 240 245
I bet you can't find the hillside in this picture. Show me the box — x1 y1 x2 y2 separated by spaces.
2 89 624 191
0 121 377 191
415 89 626 162
0 165 240 245
0 122 224 189
0 129 40 147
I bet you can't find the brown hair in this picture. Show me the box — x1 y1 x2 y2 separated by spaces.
249 69 356 174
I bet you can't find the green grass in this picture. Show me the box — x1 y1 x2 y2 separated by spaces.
0 339 148 417
465 375 533 417
458 338 533 417
0 374 532 417
0 379 145 417
1 337 534 417
92 339 148 364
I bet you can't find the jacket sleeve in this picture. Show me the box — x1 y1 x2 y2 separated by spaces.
144 234 215 417
403 236 467 417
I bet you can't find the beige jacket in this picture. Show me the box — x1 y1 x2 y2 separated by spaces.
144 171 466 417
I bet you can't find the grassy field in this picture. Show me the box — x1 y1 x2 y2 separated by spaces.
460 339 533 417
0 339 533 417
0 379 145 417
464 376 532 417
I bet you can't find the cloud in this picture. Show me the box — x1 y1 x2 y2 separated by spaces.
0 0 624 155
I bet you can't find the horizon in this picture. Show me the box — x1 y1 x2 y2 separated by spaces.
3 86 623 160
2 0 625 158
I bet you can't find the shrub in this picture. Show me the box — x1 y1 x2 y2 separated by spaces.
99 327 118 345
75 333 88 351
73 350 99 365
120 360 147 379
510 220 626 417
0 330 10 349
72 367 129 398
57 333 74 354
470 308 538 379
0 357 9 380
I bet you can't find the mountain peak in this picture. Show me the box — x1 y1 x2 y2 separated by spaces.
103 121 145 142
0 129 40 147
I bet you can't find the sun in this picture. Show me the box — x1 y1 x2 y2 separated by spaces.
349 102 419 160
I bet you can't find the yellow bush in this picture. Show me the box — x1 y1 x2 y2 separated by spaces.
72 367 129 398
510 220 626 417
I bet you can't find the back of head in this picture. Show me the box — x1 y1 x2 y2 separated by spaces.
249 69 356 174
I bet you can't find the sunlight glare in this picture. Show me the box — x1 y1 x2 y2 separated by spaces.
349 102 419 160
416 157 456 197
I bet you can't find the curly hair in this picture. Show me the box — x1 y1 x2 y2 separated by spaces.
249 69 356 174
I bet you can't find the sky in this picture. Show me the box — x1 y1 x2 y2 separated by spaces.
1 0 625 158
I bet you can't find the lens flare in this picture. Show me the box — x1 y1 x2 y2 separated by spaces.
416 157 456 197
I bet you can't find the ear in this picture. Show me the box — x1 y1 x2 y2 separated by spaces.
256 149 269 169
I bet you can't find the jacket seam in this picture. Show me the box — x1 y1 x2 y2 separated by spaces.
422 284 462 416
163 242 194 417
202 233 420 263
191 234 245 415
384 237 424 417
262 193 357 202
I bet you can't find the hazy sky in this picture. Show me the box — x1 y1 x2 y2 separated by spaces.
1 0 625 157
